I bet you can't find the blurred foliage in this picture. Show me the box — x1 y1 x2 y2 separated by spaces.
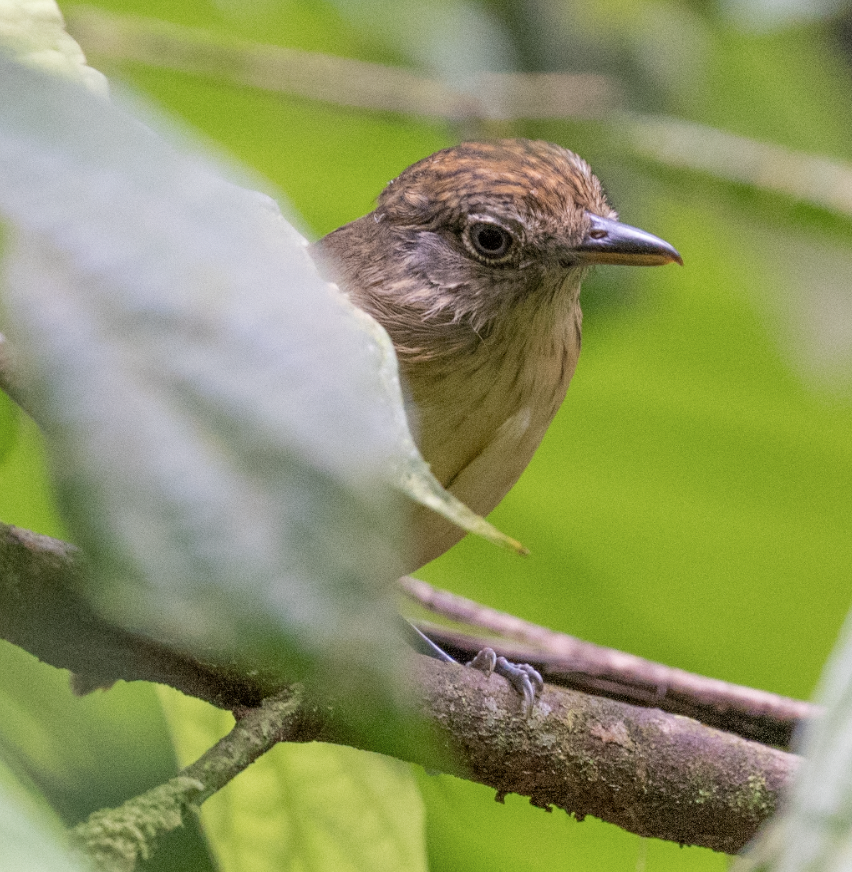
0 640 215 871
1 0 852 869
0 757 90 872
0 52 479 762
159 687 427 872
738 604 852 872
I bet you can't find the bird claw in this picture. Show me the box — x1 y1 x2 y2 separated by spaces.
467 647 498 677
466 647 544 715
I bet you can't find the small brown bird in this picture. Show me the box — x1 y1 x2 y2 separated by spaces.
314 139 681 572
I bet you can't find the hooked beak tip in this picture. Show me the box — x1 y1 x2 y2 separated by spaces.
575 213 682 268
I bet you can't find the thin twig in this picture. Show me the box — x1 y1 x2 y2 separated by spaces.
65 6 852 222
401 576 815 747
66 7 618 122
624 113 852 217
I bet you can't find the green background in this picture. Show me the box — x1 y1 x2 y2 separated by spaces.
2 0 852 869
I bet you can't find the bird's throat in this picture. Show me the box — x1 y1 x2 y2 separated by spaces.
404 276 584 495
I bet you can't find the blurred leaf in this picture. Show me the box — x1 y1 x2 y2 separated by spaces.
739 607 852 872
0 756 89 872
0 47 520 746
0 0 107 92
159 685 429 872
0 641 216 871
0 55 404 702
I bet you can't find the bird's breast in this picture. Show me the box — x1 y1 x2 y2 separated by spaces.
404 289 583 567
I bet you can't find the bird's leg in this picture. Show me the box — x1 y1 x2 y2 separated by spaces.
402 618 544 714
401 618 456 663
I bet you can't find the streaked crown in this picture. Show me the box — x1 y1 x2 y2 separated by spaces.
376 139 615 242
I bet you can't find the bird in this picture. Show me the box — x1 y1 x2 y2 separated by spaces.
312 139 681 708
313 139 681 569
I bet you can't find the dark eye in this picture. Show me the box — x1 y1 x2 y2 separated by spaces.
466 221 514 261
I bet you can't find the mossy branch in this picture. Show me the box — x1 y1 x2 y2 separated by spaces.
0 518 801 863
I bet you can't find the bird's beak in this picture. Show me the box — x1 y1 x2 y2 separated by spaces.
573 213 683 267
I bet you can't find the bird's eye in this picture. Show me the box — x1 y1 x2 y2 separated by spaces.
465 221 515 262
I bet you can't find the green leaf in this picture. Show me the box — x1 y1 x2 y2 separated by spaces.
0 49 522 764
0 56 404 703
0 49 521 699
159 686 428 872
741 608 852 872
0 757 88 872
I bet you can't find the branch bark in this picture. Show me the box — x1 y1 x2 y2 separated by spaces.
410 659 795 854
0 523 276 708
0 519 800 855
401 576 815 748
70 659 797 870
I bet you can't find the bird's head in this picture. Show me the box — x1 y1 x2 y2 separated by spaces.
373 139 681 329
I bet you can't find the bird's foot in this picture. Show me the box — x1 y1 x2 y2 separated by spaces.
404 620 544 713
467 647 544 715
